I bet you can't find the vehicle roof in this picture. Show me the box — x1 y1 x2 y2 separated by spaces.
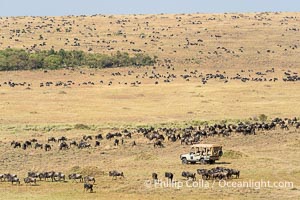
191 144 222 148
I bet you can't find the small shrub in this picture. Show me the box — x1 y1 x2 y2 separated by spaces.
74 124 90 130
259 114 268 122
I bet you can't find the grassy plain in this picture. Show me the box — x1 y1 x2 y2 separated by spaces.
0 12 300 200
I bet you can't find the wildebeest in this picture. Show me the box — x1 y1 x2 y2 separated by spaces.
34 143 43 149
114 139 119 146
83 135 92 141
95 141 100 147
11 141 21 148
84 176 95 183
109 170 124 179
3 174 17 182
154 140 164 148
59 142 69 150
8 176 20 185
70 140 78 147
24 141 32 147
182 171 196 181
45 144 51 151
51 172 65 181
22 143 27 150
95 133 103 140
197 167 240 180
48 137 56 143
106 132 122 140
58 136 67 143
69 173 83 182
24 177 37 185
84 183 93 192
78 141 91 149
43 171 55 182
152 173 158 182
123 132 132 138
165 172 173 182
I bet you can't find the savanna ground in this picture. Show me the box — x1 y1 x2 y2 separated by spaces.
0 12 300 199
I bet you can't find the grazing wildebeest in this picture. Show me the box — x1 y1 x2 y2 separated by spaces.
4 174 17 182
123 132 132 138
109 171 124 179
154 140 164 148
165 172 174 182
182 171 196 181
12 141 21 148
59 142 69 150
48 137 56 143
84 183 93 192
28 172 39 178
198 167 240 180
69 173 83 182
228 169 240 179
53 172 65 181
70 140 78 147
22 143 27 150
95 141 100 147
34 143 43 149
24 177 36 185
78 141 91 149
83 135 92 141
8 176 20 185
43 171 55 182
45 144 51 151
106 132 122 140
152 173 158 182
95 133 103 140
30 138 38 143
114 139 119 146
24 141 32 147
58 136 67 143
84 176 95 183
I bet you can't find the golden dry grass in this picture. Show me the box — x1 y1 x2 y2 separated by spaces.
1 66 300 125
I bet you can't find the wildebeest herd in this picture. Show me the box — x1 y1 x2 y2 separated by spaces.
150 166 240 184
9 117 299 152
2 117 299 193
0 170 123 193
0 67 299 89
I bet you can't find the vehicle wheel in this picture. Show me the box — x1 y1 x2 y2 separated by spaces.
182 158 188 164
200 159 206 164
218 150 223 157
209 160 215 164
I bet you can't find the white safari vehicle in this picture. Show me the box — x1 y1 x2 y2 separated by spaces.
180 144 223 164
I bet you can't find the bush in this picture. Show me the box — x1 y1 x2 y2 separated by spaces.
0 48 156 71
74 124 90 130
259 114 268 122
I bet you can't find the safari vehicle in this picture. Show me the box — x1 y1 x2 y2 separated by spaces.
180 144 223 164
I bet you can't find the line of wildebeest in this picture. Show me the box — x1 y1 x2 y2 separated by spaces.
0 166 240 193
10 117 300 152
1 67 299 88
156 166 240 183
0 170 124 193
